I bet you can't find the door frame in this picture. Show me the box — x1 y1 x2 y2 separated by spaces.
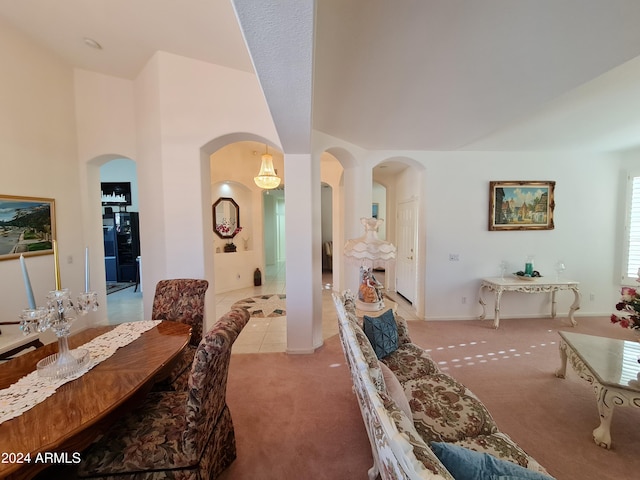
396 198 418 304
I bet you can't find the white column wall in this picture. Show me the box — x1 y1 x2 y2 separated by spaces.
342 164 374 294
418 150 620 319
75 70 138 325
285 153 323 353
137 53 280 327
0 22 93 339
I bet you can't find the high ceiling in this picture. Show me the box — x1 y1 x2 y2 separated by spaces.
2 0 640 153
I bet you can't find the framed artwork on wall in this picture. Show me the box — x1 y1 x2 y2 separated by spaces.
0 195 56 260
488 181 555 231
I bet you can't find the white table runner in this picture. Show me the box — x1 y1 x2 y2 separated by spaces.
0 320 161 424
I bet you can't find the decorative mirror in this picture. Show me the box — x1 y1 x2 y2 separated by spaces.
213 197 240 239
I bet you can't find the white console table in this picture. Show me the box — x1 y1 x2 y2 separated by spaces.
478 277 581 328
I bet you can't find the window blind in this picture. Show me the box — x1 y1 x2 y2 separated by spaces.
625 175 640 281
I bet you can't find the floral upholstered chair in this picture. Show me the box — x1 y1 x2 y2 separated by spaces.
77 307 250 480
152 278 209 390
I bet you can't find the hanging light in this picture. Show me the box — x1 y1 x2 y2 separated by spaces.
254 145 281 189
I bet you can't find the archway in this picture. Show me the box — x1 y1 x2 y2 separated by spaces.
82 154 142 326
207 139 284 296
372 157 427 317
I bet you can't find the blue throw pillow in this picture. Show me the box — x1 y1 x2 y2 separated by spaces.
430 442 555 480
363 309 398 359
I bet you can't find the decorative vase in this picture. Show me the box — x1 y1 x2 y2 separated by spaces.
525 255 535 276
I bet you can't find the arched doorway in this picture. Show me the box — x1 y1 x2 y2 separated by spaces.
208 140 285 295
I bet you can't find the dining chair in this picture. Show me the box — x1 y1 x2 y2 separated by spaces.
152 278 209 390
77 307 250 479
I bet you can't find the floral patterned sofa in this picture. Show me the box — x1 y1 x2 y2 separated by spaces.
77 308 250 480
333 291 553 480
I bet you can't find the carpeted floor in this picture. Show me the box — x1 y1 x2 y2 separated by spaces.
221 334 372 480
221 314 640 480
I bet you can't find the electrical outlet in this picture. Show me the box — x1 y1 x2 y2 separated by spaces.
67 255 73 264
461 296 467 304
449 253 460 261
590 293 595 301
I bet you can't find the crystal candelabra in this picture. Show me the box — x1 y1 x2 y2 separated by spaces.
18 244 99 379
19 289 98 378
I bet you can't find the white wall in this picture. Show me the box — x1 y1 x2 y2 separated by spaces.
321 185 333 244
75 70 138 326
80 52 281 330
320 133 622 321
0 20 97 340
211 181 258 292
419 150 619 320
372 182 387 240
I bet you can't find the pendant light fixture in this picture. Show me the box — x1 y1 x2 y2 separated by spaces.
254 145 281 190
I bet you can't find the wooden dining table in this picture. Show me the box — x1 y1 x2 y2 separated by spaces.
0 320 191 480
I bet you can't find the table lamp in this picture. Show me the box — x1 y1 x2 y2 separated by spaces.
344 217 397 311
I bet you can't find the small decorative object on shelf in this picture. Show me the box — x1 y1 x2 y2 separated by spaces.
610 286 640 331
18 243 99 378
499 260 508 279
216 221 242 253
555 260 566 281
514 270 542 279
525 255 535 276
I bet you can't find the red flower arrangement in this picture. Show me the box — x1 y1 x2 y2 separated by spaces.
215 222 242 238
216 221 243 253
610 286 640 330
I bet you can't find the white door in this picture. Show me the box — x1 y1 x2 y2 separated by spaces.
396 200 417 303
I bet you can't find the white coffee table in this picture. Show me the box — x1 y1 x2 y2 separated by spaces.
478 277 581 328
556 331 640 449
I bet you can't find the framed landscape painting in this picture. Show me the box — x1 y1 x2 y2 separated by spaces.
489 181 555 231
0 195 56 260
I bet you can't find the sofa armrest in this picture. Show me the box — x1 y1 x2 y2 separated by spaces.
395 314 412 345
333 291 454 480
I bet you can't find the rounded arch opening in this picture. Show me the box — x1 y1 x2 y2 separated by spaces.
203 136 284 296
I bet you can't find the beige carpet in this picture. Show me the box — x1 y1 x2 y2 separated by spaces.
221 315 640 480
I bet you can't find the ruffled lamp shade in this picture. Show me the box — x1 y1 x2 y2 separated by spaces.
344 218 397 268
344 218 397 311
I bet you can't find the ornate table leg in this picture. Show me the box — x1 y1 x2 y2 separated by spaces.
555 340 568 378
550 290 557 318
478 284 488 320
493 289 503 329
593 384 614 449
478 282 502 328
568 286 581 326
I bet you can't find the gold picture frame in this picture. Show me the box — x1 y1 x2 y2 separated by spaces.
0 194 56 260
489 181 555 231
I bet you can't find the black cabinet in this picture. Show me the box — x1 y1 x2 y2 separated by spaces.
103 212 140 283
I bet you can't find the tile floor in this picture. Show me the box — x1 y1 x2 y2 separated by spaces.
106 263 419 353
